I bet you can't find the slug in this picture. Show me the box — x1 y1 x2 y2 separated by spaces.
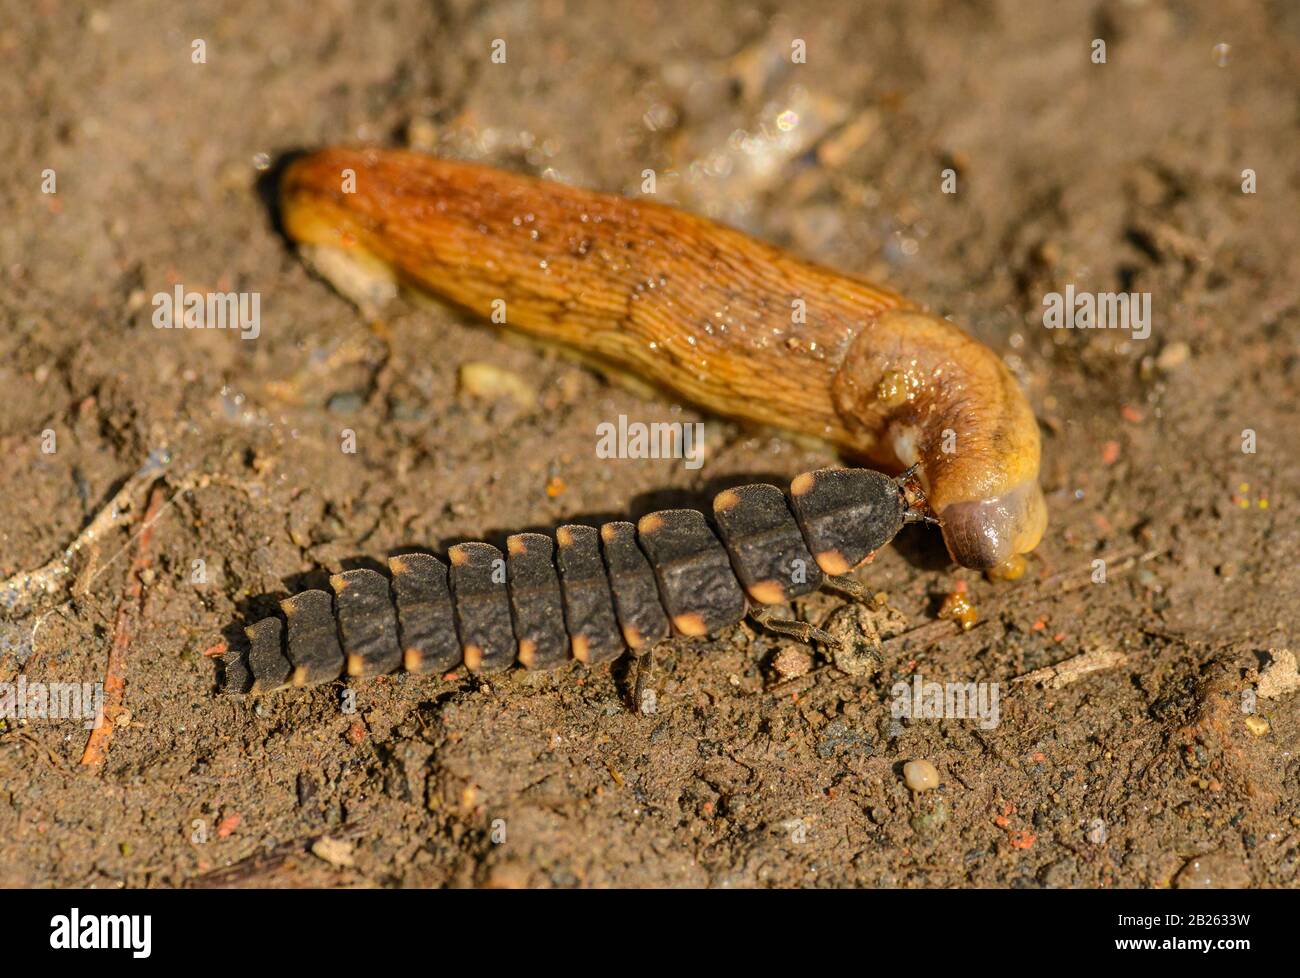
278 148 1046 571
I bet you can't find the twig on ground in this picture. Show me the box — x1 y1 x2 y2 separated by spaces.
1012 644 1128 689
188 821 371 888
0 449 170 618
79 482 167 768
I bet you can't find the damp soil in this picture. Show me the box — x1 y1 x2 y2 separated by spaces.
0 0 1296 888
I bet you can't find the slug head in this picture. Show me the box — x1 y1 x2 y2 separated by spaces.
832 309 1047 571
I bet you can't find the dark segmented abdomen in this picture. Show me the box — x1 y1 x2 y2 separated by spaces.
506 532 569 670
555 525 626 665
448 542 515 673
712 483 823 604
635 509 747 637
599 521 670 651
332 568 403 678
221 467 912 695
388 553 461 674
282 588 345 686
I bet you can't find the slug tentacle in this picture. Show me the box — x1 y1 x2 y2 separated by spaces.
279 147 1045 570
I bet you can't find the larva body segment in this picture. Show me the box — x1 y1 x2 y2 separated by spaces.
279 148 1046 571
635 510 747 638
282 588 344 686
245 616 289 693
504 534 568 670
712 483 822 605
223 467 915 694
448 543 514 673
555 525 625 665
598 521 671 651
332 568 403 678
387 553 460 675
788 468 907 576
222 644 252 695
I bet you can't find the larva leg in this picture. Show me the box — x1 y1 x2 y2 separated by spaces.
748 606 840 649
822 575 870 602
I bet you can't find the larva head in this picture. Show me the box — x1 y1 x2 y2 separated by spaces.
788 468 908 575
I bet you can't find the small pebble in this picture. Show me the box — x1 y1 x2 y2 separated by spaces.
458 361 537 408
903 759 940 792
773 646 812 678
1244 715 1270 737
1155 341 1190 372
310 836 355 868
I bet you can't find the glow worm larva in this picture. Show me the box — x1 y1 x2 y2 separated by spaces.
225 467 926 693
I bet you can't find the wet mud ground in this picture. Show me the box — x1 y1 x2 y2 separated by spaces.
0 0 1296 887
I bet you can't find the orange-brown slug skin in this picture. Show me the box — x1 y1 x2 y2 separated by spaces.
279 148 1046 569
